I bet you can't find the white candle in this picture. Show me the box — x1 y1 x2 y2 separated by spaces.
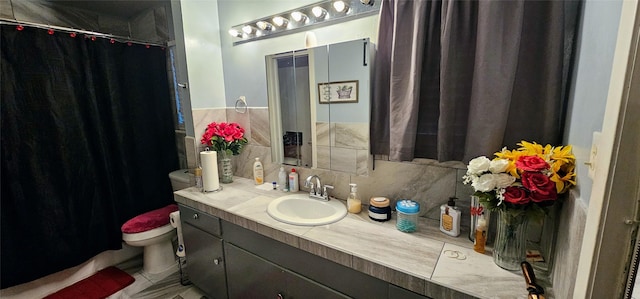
200 151 220 192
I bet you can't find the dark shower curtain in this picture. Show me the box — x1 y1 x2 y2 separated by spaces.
1 25 179 288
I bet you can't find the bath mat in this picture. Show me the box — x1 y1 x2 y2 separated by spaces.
43 266 135 299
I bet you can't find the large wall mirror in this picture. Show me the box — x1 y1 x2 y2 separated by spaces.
266 38 372 175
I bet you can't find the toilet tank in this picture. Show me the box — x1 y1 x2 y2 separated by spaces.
168 169 193 191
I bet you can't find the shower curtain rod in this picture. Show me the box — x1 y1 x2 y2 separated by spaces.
0 18 167 47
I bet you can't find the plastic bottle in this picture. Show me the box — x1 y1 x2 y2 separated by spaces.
473 212 488 253
278 167 288 192
288 168 299 192
439 197 461 237
347 183 362 214
194 166 203 190
253 158 264 185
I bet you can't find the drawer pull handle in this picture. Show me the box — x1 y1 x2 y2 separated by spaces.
193 213 199 219
277 293 284 299
213 258 221 265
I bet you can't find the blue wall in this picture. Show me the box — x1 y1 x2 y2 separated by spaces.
565 0 623 205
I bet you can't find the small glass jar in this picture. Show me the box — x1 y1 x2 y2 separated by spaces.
396 199 420 233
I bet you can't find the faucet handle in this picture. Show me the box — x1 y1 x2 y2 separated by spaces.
322 185 334 198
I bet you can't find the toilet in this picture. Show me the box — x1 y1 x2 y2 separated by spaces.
121 169 192 275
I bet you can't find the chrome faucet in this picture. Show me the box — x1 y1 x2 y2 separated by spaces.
304 175 333 201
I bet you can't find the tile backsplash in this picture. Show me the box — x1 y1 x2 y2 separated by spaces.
191 107 471 220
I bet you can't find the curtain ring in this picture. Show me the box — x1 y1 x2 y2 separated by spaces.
235 96 247 113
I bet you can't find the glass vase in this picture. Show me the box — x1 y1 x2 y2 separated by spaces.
528 201 562 282
493 209 529 271
218 151 233 184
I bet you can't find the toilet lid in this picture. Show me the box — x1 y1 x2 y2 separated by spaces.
121 204 179 234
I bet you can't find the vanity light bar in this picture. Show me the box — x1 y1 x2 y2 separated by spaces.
228 0 380 46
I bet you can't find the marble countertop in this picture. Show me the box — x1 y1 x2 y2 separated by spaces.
174 177 544 299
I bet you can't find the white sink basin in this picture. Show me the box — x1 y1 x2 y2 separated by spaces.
267 194 347 226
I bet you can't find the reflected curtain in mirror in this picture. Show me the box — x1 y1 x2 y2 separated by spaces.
371 0 580 162
0 25 178 288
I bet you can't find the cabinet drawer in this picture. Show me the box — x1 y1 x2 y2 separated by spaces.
179 205 221 237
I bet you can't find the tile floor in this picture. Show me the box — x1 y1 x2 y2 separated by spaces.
0 254 208 299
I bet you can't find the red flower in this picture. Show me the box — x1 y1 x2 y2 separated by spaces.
521 171 557 202
200 122 247 155
516 156 549 172
503 186 530 205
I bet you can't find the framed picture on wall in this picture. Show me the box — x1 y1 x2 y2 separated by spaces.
318 80 359 104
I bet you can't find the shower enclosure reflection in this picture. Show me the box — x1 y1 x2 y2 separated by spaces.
266 50 312 167
266 38 372 175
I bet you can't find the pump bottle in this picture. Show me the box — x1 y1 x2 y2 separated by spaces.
439 197 461 237
347 183 362 213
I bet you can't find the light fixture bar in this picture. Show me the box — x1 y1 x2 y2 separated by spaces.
228 0 380 46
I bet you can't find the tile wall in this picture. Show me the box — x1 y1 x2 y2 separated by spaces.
190 107 472 220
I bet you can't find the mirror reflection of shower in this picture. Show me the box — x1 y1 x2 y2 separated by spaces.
276 54 312 167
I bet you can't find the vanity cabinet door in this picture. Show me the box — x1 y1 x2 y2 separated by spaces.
284 270 350 299
182 222 227 299
225 243 349 299
388 284 432 299
225 243 286 298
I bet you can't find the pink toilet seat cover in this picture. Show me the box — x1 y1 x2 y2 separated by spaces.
121 204 178 234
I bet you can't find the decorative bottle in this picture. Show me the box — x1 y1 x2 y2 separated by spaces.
439 197 461 237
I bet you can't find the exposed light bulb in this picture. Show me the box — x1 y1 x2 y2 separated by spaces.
291 11 307 23
242 25 253 34
311 6 327 19
272 16 288 27
228 28 242 37
256 21 272 31
333 1 347 13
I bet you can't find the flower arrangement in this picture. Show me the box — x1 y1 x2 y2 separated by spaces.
200 122 248 156
464 141 576 270
463 141 576 218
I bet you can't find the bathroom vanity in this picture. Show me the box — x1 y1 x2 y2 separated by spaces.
175 178 536 299
179 205 227 298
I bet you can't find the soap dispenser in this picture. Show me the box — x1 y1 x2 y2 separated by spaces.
347 183 361 213
440 197 461 237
